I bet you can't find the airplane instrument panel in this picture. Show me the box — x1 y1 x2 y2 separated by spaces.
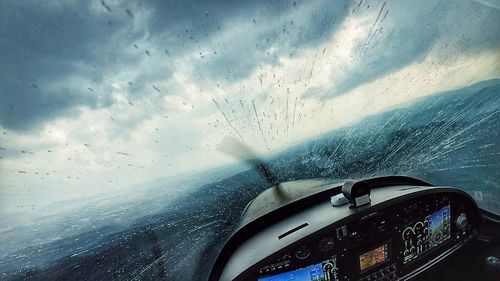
211 182 482 281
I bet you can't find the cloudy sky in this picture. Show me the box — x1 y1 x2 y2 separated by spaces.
0 0 499 214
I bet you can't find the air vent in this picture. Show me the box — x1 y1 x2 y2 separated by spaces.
398 186 422 191
278 223 309 240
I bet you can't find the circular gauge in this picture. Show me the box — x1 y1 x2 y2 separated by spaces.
323 261 334 274
318 237 335 252
414 222 425 235
295 246 310 260
402 227 414 240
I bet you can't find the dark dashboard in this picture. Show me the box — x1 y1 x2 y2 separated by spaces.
209 178 489 281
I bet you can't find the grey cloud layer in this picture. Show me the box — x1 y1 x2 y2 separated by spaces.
0 1 136 131
327 0 500 98
190 0 351 81
0 0 351 132
1 0 498 132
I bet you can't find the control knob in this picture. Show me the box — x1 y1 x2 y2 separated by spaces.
456 213 468 230
484 256 500 281
295 246 310 259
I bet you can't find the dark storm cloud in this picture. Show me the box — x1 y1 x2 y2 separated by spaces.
189 0 351 81
330 0 500 97
433 0 500 58
0 0 294 131
1 0 498 132
145 0 287 37
186 0 498 88
0 1 140 131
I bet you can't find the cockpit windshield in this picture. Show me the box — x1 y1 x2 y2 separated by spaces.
0 1 498 280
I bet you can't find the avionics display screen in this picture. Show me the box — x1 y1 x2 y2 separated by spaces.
257 257 337 281
359 243 389 272
402 205 451 264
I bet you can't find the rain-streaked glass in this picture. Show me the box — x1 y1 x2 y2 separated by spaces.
0 1 498 280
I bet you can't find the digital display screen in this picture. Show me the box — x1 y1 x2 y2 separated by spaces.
402 205 451 264
359 244 389 272
258 257 337 281
429 205 451 246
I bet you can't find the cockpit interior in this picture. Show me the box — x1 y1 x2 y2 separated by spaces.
1 1 498 281
209 177 500 281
